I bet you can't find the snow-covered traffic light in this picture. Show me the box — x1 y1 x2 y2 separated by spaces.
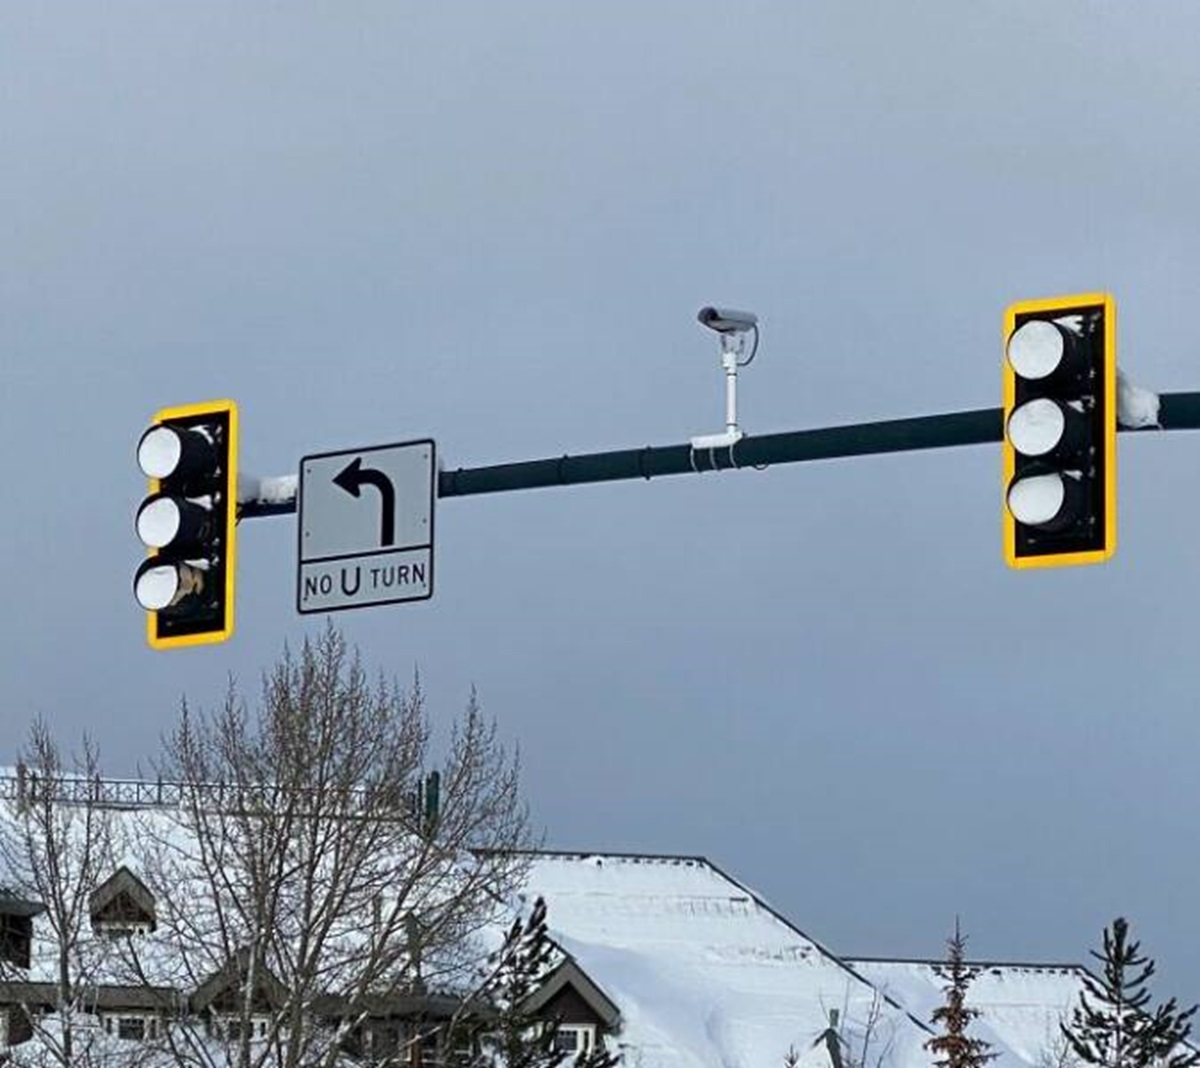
1003 294 1115 569
134 400 239 648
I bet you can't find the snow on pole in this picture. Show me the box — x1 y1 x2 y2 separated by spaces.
1117 370 1161 429
238 473 298 507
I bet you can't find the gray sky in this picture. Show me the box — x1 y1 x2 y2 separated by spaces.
6 0 1200 1001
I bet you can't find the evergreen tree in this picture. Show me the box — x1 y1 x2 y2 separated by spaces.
925 919 997 1068
1061 917 1199 1068
451 896 619 1068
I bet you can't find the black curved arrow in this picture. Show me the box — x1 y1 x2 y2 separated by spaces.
334 458 396 547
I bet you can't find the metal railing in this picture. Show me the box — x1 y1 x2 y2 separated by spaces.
0 767 440 823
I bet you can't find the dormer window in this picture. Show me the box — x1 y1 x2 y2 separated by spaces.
0 892 44 970
89 867 156 937
518 957 619 1059
192 948 286 1045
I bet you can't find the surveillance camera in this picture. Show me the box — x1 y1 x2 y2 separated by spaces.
697 306 758 334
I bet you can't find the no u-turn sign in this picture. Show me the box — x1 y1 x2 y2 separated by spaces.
296 439 435 614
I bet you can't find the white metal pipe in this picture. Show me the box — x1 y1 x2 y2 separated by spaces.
723 350 740 436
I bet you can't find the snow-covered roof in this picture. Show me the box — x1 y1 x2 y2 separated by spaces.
514 850 930 1068
0 774 1109 1068
848 957 1088 1068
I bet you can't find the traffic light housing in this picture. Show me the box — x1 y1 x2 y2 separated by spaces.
134 400 239 648
1002 294 1115 569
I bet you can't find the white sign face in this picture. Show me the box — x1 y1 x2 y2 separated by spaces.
297 439 435 614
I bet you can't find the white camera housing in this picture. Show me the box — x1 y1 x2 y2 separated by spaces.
690 304 762 457
697 306 759 335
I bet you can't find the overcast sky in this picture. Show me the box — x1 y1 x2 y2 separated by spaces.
6 1 1200 1003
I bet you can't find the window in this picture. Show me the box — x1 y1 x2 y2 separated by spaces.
97 921 152 939
553 1025 596 1053
0 913 33 970
117 1017 146 1041
413 1031 440 1065
104 1015 159 1041
368 1022 401 1054
221 1015 270 1042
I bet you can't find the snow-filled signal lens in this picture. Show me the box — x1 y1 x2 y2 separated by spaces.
135 494 214 551
134 559 206 611
1001 295 1115 569
134 400 238 649
1006 472 1088 533
1007 399 1065 457
138 424 219 482
1007 320 1067 381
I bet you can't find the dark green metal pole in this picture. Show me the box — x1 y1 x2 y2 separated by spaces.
440 409 1001 496
239 391 1200 519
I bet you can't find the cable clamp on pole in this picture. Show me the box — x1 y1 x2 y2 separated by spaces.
689 429 743 473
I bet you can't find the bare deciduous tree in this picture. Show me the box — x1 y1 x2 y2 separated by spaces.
813 987 897 1068
789 986 898 1068
0 721 115 1066
121 625 532 1068
1038 1019 1081 1068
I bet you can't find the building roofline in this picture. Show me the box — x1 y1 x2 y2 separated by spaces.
848 955 1089 972
475 846 712 865
484 846 933 1036
698 855 933 1034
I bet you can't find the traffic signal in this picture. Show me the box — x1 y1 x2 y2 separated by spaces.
134 400 239 648
1002 294 1115 569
